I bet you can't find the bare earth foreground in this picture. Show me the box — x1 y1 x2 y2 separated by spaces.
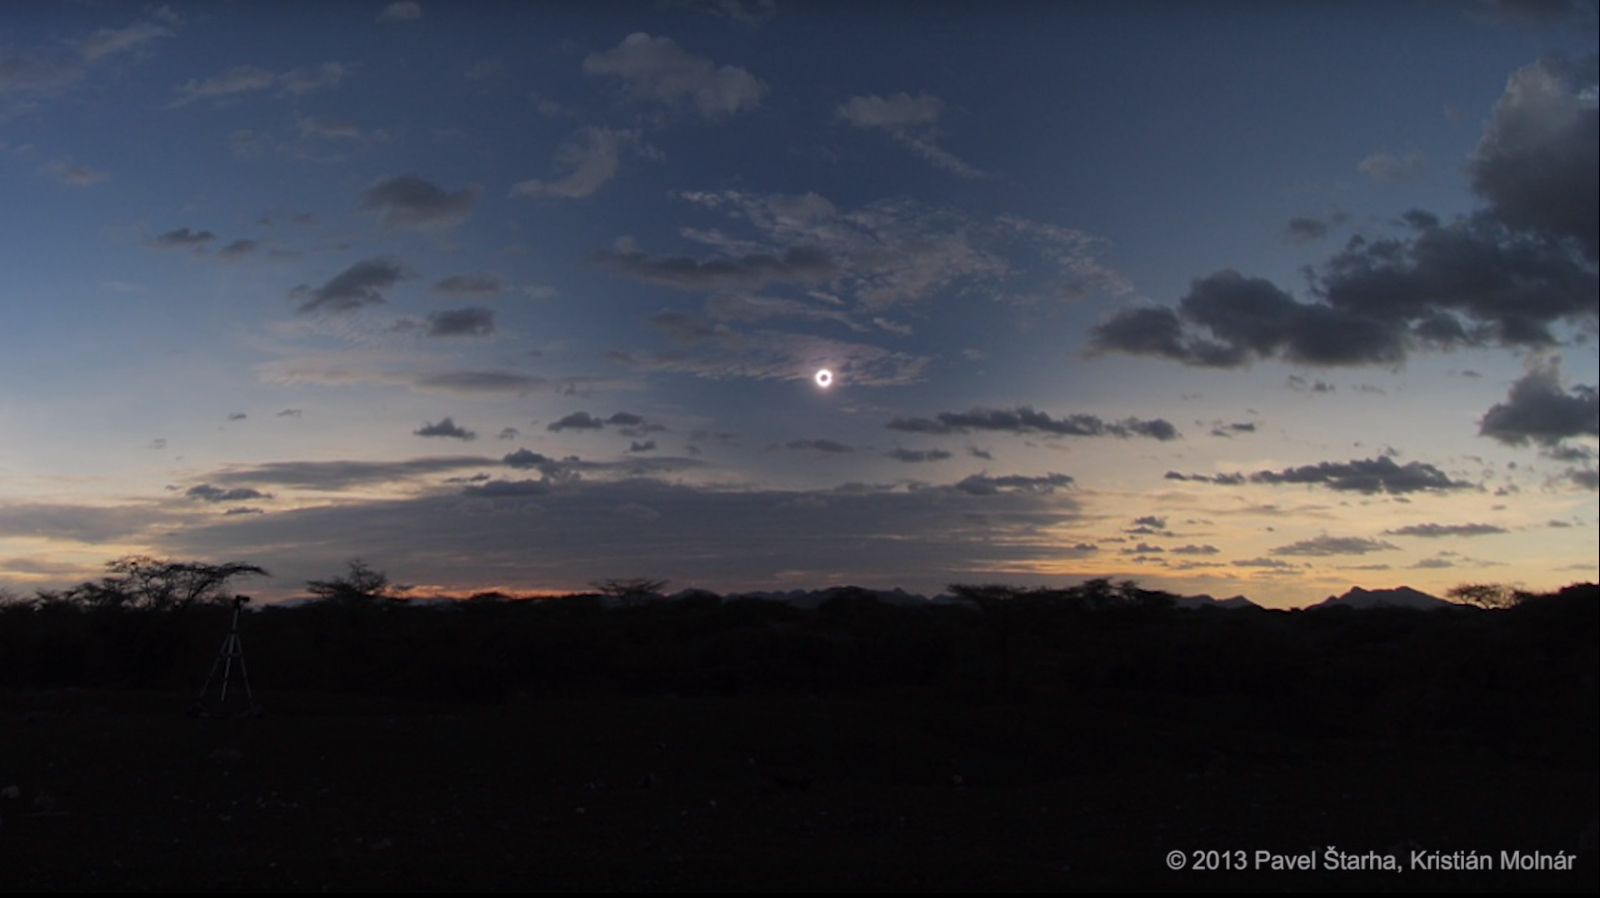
2 688 1594 892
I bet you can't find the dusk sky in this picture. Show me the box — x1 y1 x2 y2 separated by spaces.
2 0 1596 607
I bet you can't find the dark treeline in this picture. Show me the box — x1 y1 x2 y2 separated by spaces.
1 570 1595 755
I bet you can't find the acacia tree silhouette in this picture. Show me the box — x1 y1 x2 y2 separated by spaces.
307 559 396 606
67 556 268 612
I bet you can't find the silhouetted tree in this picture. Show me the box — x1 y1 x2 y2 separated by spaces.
307 559 396 606
65 556 268 612
1448 582 1528 609
590 578 669 601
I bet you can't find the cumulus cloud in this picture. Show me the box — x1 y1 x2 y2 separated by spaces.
1478 355 1599 446
1095 57 1598 370
378 2 422 23
414 417 476 440
1469 57 1598 260
583 33 765 119
1171 544 1220 555
185 484 271 503
431 274 502 297
511 127 636 199
1168 456 1474 494
886 406 1180 440
1384 522 1508 537
359 174 480 230
426 307 495 337
1091 270 1407 368
1271 535 1399 556
290 258 408 313
836 92 983 178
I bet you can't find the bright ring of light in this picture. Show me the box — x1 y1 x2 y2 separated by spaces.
814 368 833 388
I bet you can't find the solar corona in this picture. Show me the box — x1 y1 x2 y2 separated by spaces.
814 369 833 388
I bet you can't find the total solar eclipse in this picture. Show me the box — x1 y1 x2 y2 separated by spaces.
814 369 833 388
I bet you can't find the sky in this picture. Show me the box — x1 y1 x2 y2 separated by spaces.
1 0 1596 608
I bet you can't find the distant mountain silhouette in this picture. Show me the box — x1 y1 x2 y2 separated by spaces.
1173 593 1261 611
1310 585 1453 610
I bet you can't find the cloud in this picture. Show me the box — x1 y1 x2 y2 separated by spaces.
595 245 837 291
79 21 173 62
217 239 257 259
1566 467 1599 490
1242 456 1474 494
185 484 271 503
426 307 495 337
613 326 929 387
1469 57 1598 260
149 227 215 249
583 33 765 119
664 190 1129 309
290 258 408 313
885 448 952 463
1271 535 1399 556
431 274 503 297
836 92 983 178
1358 150 1427 183
1091 270 1407 368
1171 544 1220 555
548 412 606 432
414 418 476 440
360 174 481 230
0 48 85 97
40 161 109 186
161 473 1087 596
1384 522 1508 537
511 127 636 199
629 440 657 453
783 439 853 454
1478 355 1599 446
0 502 170 544
378 2 422 23
1233 557 1298 569
281 62 346 95
1132 515 1167 529
1286 216 1331 242
1095 58 1598 370
954 472 1074 495
170 65 276 106
297 114 364 141
885 406 1180 440
204 457 490 491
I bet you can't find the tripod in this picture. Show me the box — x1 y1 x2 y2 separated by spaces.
191 595 262 718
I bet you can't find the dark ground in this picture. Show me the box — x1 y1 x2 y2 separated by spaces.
2 687 1594 892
